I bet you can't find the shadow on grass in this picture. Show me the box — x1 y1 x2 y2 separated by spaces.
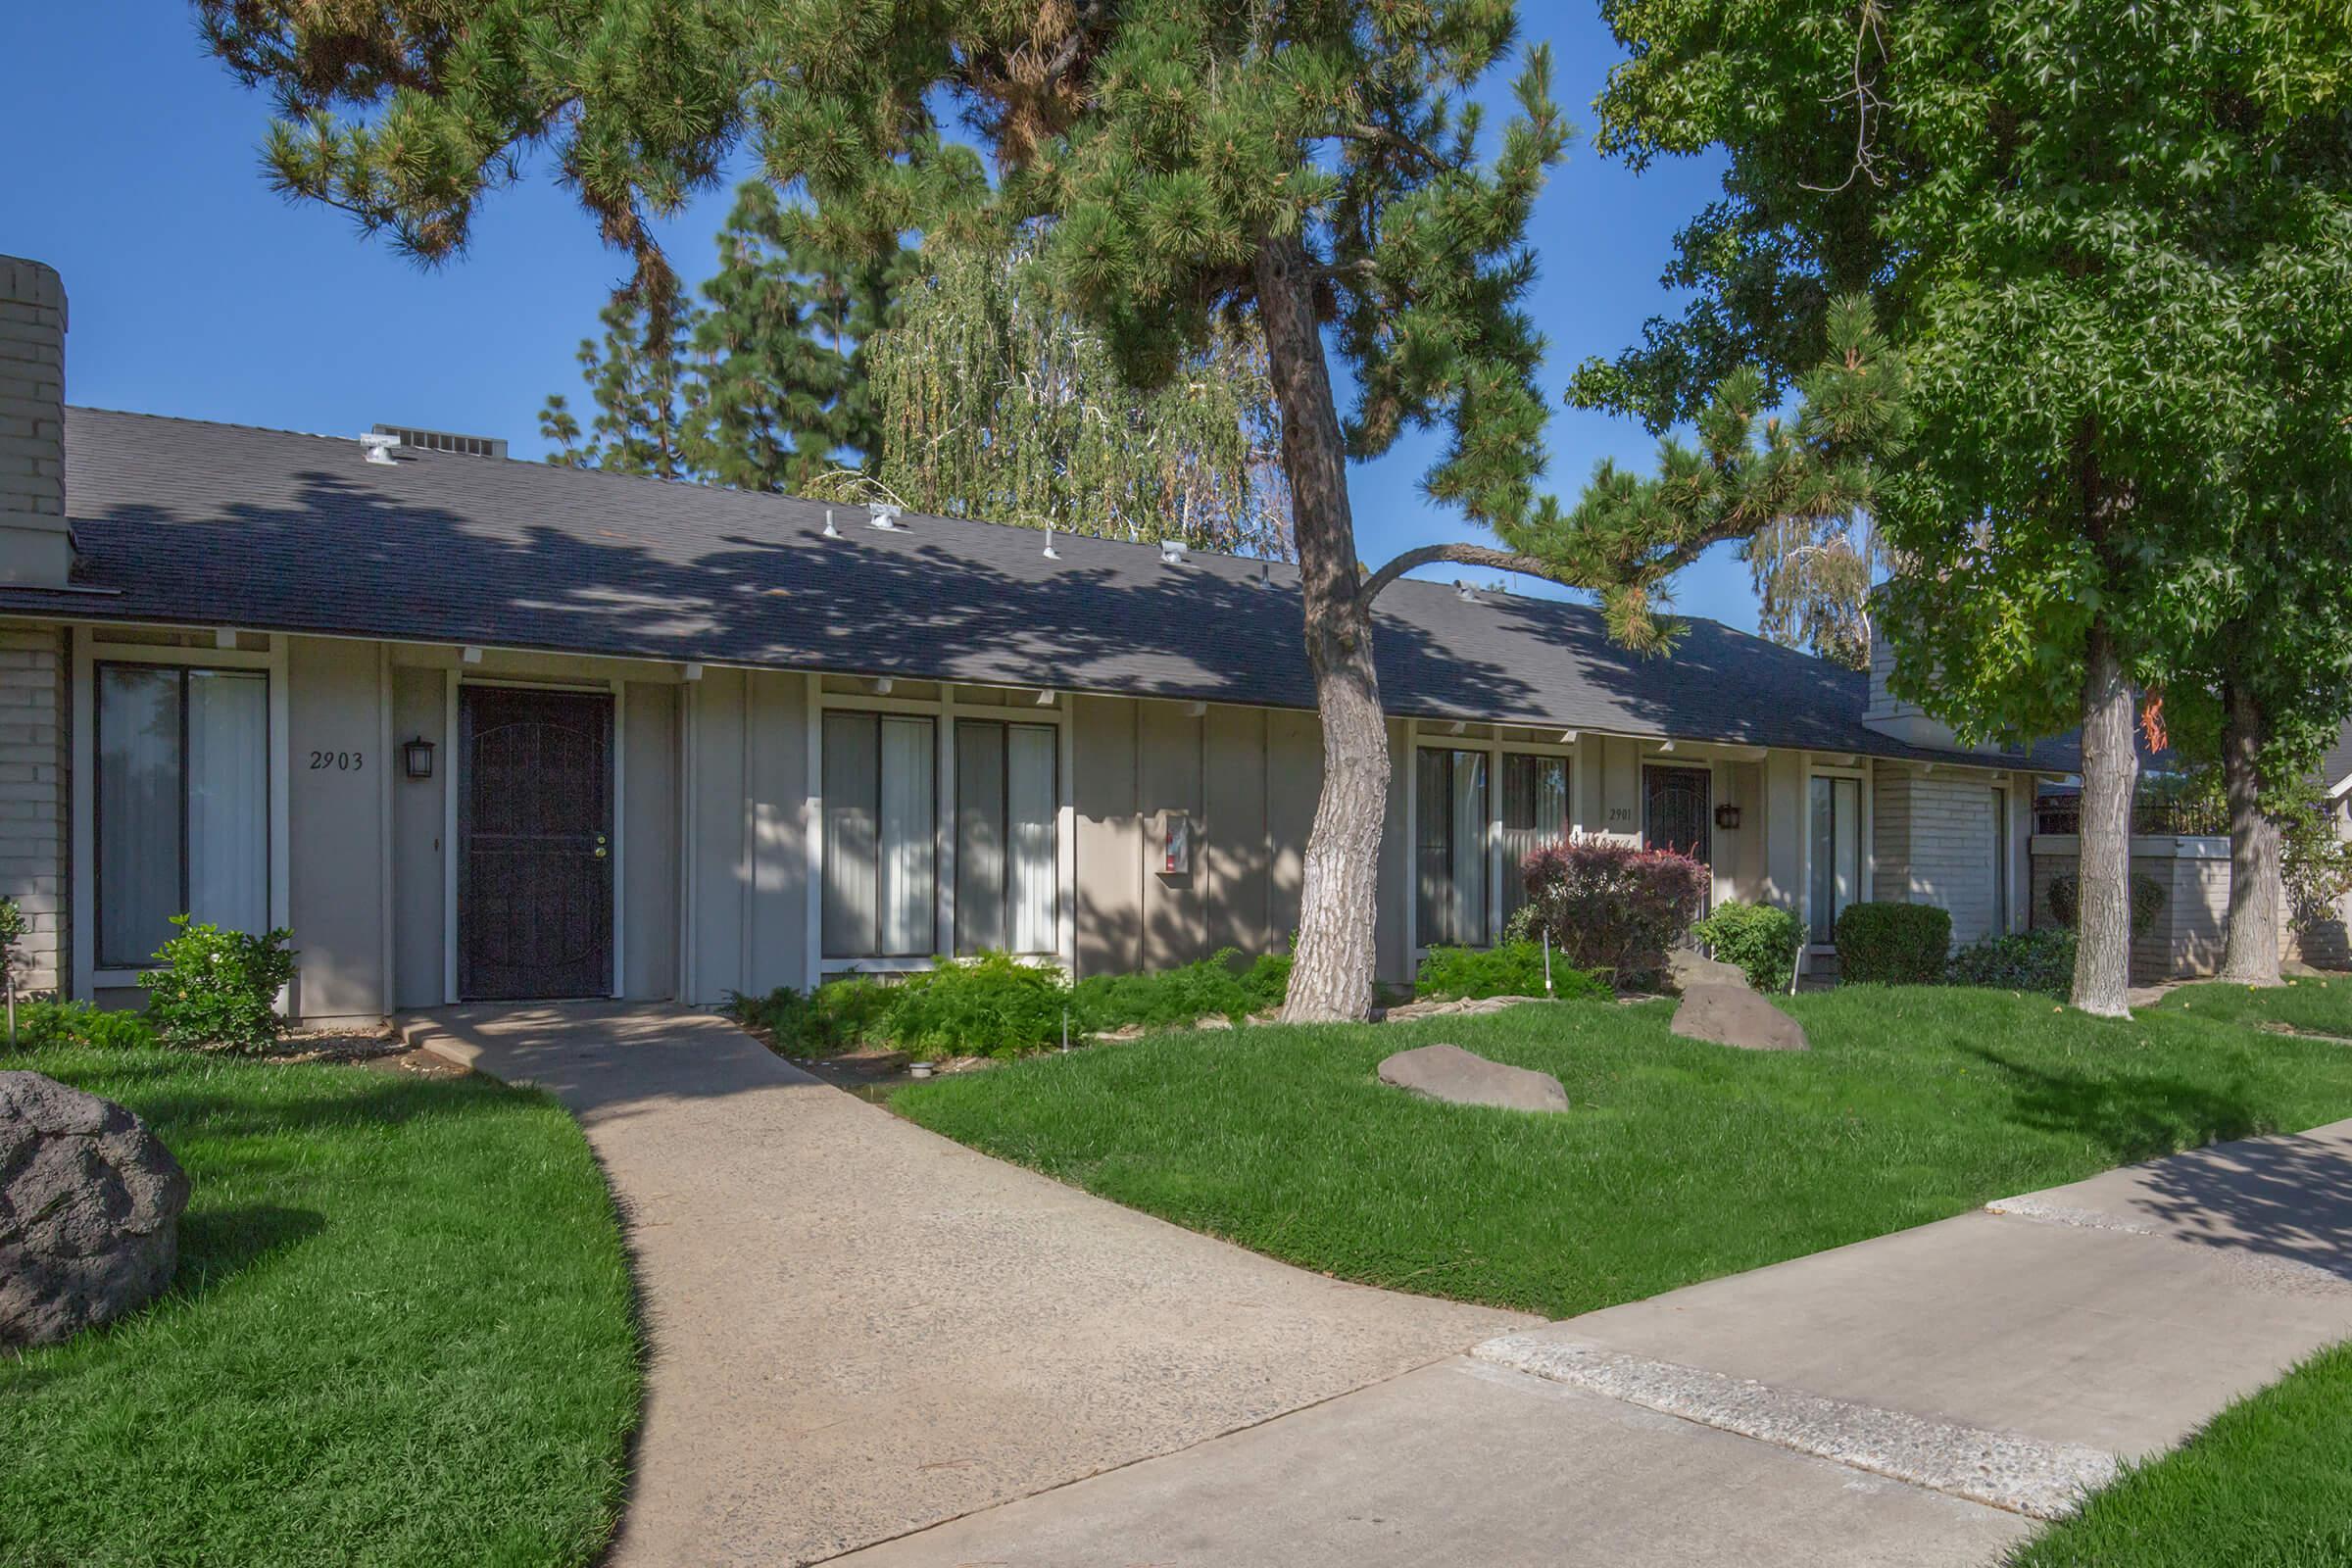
1966 1045 2267 1165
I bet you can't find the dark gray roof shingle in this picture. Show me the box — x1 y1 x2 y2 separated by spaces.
11 408 2032 766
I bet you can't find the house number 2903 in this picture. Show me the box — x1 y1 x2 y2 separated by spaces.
309 751 364 771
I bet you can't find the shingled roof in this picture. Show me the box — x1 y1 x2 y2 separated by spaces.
3 408 2033 768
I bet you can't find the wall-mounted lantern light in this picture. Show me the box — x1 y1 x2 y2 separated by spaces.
1713 804 1742 831
403 736 436 780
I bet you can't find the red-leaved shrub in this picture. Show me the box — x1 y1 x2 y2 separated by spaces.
1517 838 1709 986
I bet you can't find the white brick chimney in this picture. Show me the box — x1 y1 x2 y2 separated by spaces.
0 256 75 588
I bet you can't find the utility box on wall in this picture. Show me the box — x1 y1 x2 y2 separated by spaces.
1150 809 1194 877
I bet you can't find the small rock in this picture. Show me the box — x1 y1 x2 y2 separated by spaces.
1669 950 1751 993
0 1071 190 1348
1669 984 1809 1053
1377 1043 1569 1113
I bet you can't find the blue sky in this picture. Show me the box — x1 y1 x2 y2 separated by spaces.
0 8 1762 631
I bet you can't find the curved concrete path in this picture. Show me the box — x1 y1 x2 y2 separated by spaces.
402 1004 1531 1566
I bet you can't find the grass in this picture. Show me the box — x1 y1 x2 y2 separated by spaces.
2148 976 2352 1038
0 1044 640 1568
894 984 2352 1318
2007 1341 2352 1567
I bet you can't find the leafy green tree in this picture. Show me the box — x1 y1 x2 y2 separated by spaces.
859 235 1292 558
198 0 1587 1021
1577 0 2352 1015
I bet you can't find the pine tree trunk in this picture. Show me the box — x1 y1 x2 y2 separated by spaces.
1255 232 1385 1023
2072 615 2139 1016
2217 677 2284 986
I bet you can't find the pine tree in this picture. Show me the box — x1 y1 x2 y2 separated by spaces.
693 183 903 494
538 294 703 479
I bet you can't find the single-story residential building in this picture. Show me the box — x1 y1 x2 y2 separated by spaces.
0 254 2056 1024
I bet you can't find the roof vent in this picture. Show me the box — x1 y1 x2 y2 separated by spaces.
371 423 507 460
822 509 841 539
866 501 905 531
1159 539 1190 565
358 431 401 466
1042 525 1059 561
1454 579 1479 603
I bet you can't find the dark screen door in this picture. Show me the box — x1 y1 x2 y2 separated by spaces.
1643 765 1713 865
460 686 613 1000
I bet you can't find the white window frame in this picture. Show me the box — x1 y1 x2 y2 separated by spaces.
1402 718 1585 960
806 680 1074 977
1802 760 1874 954
72 627 291 996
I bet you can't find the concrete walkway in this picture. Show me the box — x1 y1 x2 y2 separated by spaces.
839 1119 2352 1566
401 1005 1530 1566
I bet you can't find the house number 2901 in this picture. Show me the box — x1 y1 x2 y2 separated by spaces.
309 751 364 771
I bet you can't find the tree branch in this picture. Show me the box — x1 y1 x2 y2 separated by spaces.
1359 542 1572 602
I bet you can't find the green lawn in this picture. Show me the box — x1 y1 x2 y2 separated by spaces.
2007 1342 2352 1567
2149 976 2352 1038
894 984 2352 1318
0 1045 640 1568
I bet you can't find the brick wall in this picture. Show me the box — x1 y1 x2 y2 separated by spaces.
0 256 66 523
0 623 67 992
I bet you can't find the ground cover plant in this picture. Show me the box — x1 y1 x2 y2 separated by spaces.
896 985 2352 1318
732 950 1298 1060
1414 942 1609 1003
2005 1341 2352 1568
0 1043 639 1567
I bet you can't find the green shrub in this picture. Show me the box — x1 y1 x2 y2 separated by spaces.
1834 903 1952 985
883 952 1071 1060
725 977 895 1056
10 998 156 1052
1691 901 1805 993
2046 873 2169 938
1072 947 1288 1032
1415 941 1610 1002
1945 928 2078 996
140 916 297 1053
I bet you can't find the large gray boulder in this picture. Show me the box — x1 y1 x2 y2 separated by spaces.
1670 984 1810 1053
1377 1043 1569 1113
0 1071 189 1348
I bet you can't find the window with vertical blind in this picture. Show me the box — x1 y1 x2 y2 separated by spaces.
94 663 270 968
1808 774 1862 946
1990 787 2010 933
821 711 937 958
1499 754 1569 924
956 720 1058 956
1416 748 1489 947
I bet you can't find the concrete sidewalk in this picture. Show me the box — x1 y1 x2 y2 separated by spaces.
840 1120 2352 1566
402 1005 1531 1567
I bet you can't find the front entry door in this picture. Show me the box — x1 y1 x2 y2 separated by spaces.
1643 765 1714 906
460 686 613 1001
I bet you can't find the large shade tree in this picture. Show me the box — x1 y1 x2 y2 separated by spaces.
198 0 1592 1020
1577 0 2352 1015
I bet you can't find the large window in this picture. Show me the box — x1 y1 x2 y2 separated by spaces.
95 663 270 969
1808 774 1862 946
1499 754 1569 924
821 712 936 958
1416 748 1489 947
956 720 1058 955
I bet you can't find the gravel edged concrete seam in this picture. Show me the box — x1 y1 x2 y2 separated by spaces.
1470 1333 2117 1520
1984 1197 2352 1296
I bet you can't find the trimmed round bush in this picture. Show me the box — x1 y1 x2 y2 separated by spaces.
1834 902 1951 985
1691 900 1805 993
